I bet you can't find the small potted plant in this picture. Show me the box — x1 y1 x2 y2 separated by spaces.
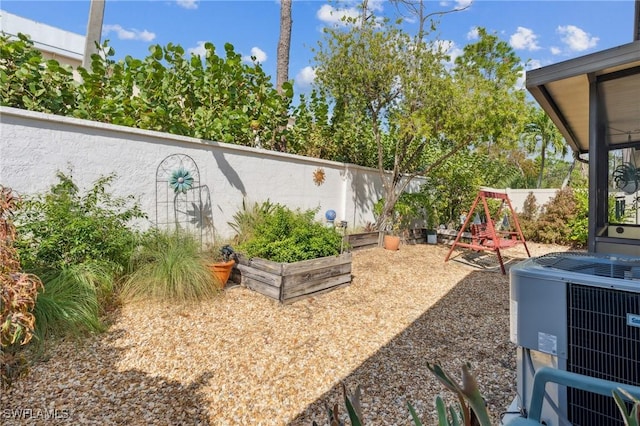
613 162 640 194
209 244 237 288
375 197 408 250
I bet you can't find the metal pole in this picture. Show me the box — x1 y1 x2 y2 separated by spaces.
635 0 640 41
83 0 105 69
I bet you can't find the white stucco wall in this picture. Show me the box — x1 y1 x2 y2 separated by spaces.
1 107 554 240
0 107 395 239
502 188 559 213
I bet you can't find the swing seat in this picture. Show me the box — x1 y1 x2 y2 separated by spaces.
471 223 519 249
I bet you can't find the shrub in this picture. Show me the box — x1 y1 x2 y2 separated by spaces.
1 34 292 149
0 33 77 115
15 171 146 275
536 187 577 245
567 188 589 248
120 229 220 302
237 205 342 263
518 192 540 242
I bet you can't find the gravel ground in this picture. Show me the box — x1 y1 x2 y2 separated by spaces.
2 242 568 426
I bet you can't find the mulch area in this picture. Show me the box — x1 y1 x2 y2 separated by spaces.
2 242 568 425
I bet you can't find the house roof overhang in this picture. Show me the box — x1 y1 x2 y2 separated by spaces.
526 41 640 155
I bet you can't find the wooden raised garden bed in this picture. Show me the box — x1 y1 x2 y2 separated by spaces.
230 252 352 304
403 228 427 245
344 231 381 251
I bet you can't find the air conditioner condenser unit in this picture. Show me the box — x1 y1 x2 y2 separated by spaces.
507 252 640 426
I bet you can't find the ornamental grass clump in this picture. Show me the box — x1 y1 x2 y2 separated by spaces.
32 263 112 343
120 229 220 302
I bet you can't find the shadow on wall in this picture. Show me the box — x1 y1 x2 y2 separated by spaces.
346 167 384 229
211 150 247 197
287 269 518 425
1 327 213 424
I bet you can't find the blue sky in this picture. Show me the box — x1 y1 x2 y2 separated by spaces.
1 0 636 95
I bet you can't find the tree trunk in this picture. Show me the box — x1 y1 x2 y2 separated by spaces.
562 159 576 188
276 0 292 93
374 191 400 232
537 148 546 188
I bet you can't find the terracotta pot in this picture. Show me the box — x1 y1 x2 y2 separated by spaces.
209 259 235 288
383 234 401 250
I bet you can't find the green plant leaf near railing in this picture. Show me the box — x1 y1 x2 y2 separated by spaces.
613 388 640 426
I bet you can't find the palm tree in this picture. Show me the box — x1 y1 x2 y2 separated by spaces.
276 0 292 93
522 106 567 188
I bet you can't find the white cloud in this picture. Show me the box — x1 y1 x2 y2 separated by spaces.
188 41 208 57
176 0 198 10
550 46 562 55
454 0 473 10
557 25 598 52
316 4 360 25
509 27 540 51
367 0 385 12
439 0 472 10
526 59 543 71
242 47 267 63
515 68 526 90
295 66 316 87
102 24 156 42
466 27 479 40
434 39 463 69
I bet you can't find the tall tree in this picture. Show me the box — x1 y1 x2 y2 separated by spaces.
451 27 527 158
522 105 567 188
390 0 471 40
313 17 526 231
276 0 292 93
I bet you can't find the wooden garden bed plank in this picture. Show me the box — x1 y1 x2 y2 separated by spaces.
282 263 352 288
234 263 282 287
282 280 353 304
282 252 351 275
239 276 280 300
345 232 380 250
231 253 352 303
283 272 352 299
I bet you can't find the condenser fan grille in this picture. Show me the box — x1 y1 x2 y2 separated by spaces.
534 252 640 279
567 284 640 425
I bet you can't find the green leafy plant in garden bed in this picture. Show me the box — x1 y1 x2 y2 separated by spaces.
235 204 343 263
120 229 220 302
519 187 617 248
228 199 276 245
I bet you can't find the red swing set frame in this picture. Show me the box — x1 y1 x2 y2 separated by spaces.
444 190 530 274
